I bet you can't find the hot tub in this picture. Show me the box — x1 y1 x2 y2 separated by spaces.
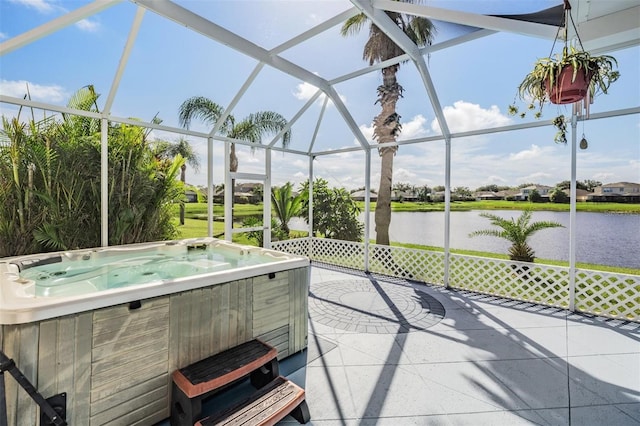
0 238 310 425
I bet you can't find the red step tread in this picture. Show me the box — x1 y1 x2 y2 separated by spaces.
173 339 277 398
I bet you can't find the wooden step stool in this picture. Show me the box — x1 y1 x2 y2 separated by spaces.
195 376 310 426
171 339 279 426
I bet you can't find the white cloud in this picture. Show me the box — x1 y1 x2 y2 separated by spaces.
9 0 55 13
0 32 8 40
431 101 512 134
593 172 616 181
398 114 429 140
485 175 508 184
76 19 100 33
393 167 418 182
0 79 68 103
293 81 347 106
357 123 374 145
355 114 428 146
508 144 548 161
517 171 554 182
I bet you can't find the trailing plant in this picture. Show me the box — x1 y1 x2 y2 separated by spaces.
551 115 567 144
511 45 619 118
507 1 619 144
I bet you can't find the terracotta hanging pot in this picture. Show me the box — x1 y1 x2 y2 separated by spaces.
546 64 591 105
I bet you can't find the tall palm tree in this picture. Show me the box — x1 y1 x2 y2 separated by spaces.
271 182 302 235
469 210 564 262
178 96 291 204
341 4 436 245
152 137 200 225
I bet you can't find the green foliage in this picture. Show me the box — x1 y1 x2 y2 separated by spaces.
528 188 542 203
271 182 302 235
0 86 183 257
299 179 363 241
555 180 600 191
452 186 473 201
241 216 286 247
469 209 564 262
416 185 431 202
549 187 569 203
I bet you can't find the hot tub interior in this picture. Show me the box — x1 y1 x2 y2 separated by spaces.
7 239 285 297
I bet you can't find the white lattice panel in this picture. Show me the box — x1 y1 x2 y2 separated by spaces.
449 254 570 308
272 238 310 257
369 244 445 285
310 238 365 270
273 237 639 322
575 269 640 321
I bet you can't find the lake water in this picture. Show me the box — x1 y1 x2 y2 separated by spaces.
291 210 640 269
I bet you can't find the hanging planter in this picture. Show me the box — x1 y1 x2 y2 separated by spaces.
519 46 619 111
546 62 591 104
508 0 620 143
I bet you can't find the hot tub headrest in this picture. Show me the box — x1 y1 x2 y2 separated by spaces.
11 255 62 272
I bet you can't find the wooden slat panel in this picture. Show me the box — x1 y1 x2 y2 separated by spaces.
219 282 231 353
90 359 167 402
256 325 289 359
71 312 93 425
228 280 239 349
92 341 168 386
168 289 185 383
289 267 309 354
2 325 20 425
93 297 169 321
0 324 37 425
91 298 170 421
199 287 214 359
90 375 168 424
92 304 169 345
243 278 253 343
55 316 77 402
253 274 290 339
209 284 222 360
37 319 59 398
101 398 168 426
92 326 168 361
253 311 289 336
16 323 38 426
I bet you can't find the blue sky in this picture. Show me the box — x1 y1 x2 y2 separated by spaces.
1 0 638 191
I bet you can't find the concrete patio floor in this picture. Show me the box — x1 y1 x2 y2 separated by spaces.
282 264 640 425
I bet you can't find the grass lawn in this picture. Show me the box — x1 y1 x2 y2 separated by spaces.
361 200 640 213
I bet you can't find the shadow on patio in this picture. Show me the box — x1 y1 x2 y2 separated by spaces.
283 264 640 425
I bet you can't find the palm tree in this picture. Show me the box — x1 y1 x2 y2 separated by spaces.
271 182 302 236
341 6 436 245
152 137 200 225
469 210 564 262
178 96 291 204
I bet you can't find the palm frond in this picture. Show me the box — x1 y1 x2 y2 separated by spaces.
340 13 368 37
178 96 227 130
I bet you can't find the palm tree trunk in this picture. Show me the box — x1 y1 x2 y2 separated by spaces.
375 148 394 245
373 66 401 245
